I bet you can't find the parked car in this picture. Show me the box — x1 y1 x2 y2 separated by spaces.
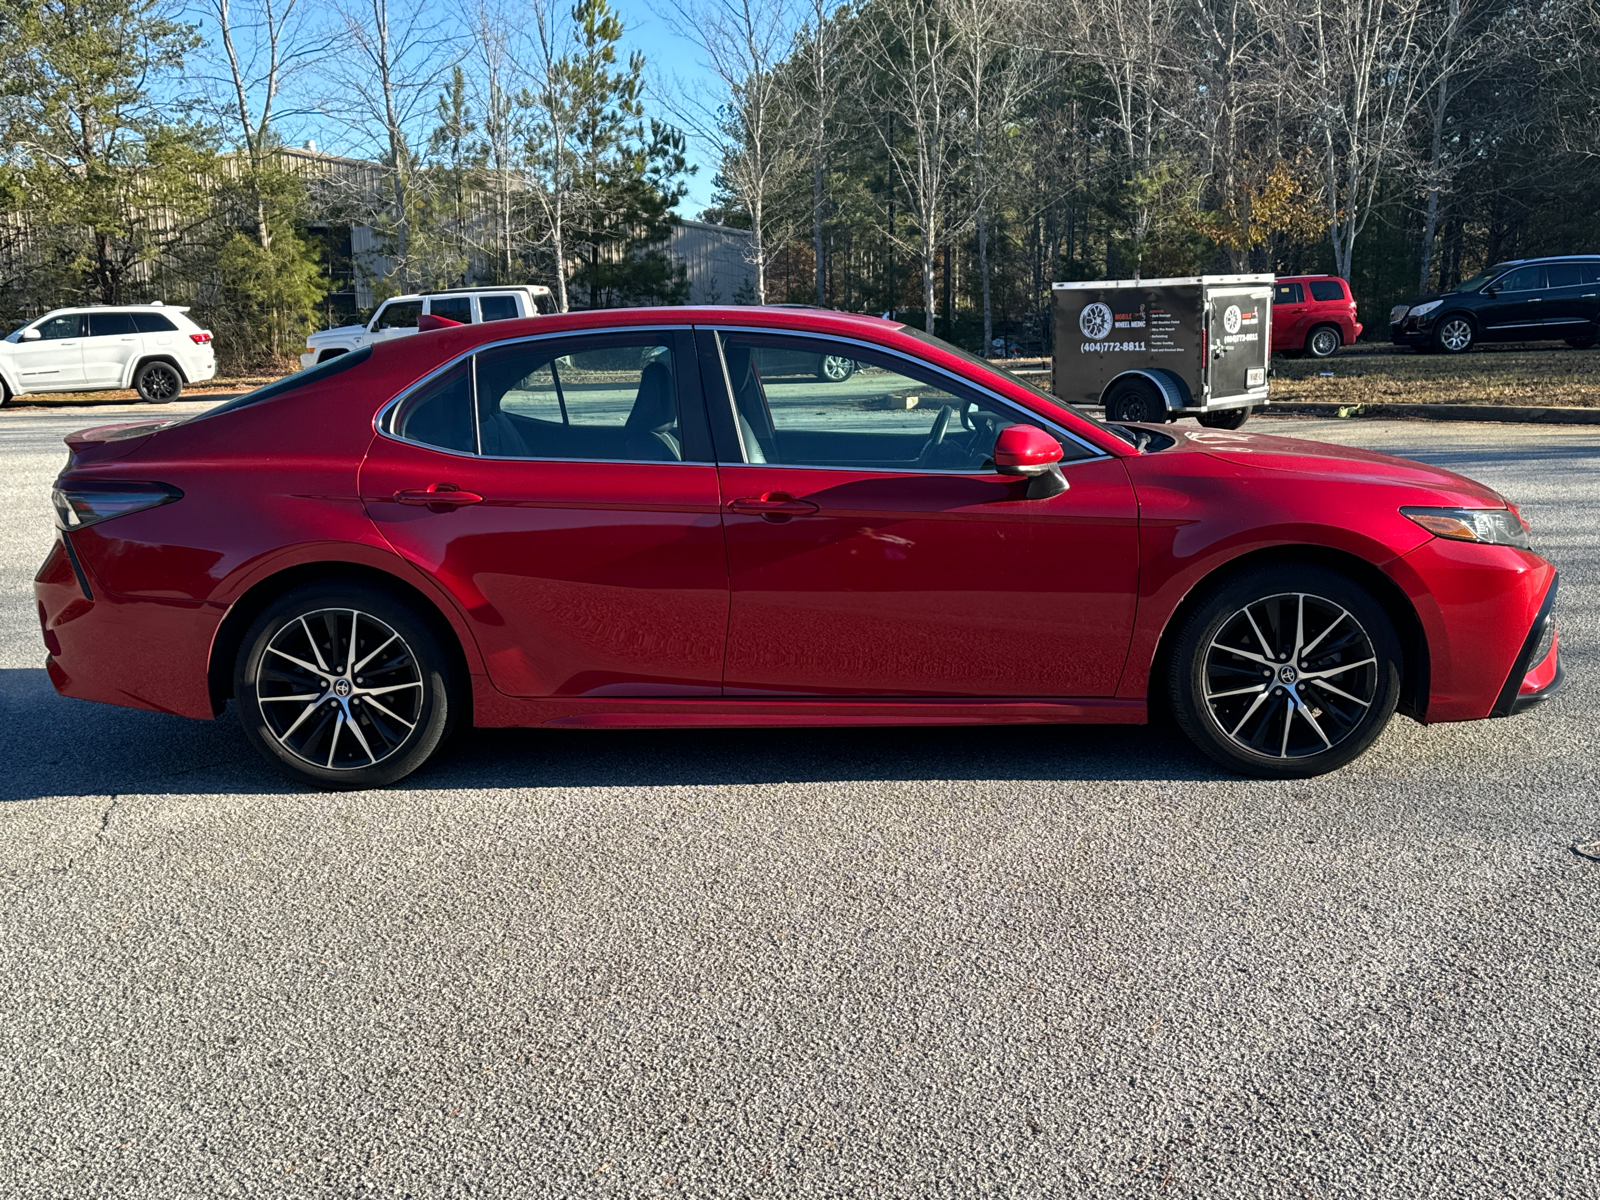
1390 256 1600 353
0 305 215 405
38 306 1560 789
1272 275 1363 358
300 285 556 369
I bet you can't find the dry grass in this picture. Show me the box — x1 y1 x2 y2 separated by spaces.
1270 342 1600 407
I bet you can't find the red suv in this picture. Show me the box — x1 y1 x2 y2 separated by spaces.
1273 275 1363 358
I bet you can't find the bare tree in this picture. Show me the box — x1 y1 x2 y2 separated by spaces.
1305 0 1436 279
950 0 1038 351
469 1 531 283
321 0 460 287
789 0 851 306
862 0 971 330
661 0 800 303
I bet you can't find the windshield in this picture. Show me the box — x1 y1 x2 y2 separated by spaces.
898 326 1141 448
1453 271 1497 293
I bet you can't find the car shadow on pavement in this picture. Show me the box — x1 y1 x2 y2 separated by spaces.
0 667 1221 803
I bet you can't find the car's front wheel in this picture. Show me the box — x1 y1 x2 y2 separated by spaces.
134 360 183 402
1433 315 1475 354
235 583 458 789
1167 565 1401 778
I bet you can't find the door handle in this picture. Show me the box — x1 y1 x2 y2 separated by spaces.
1530 297 1543 302
728 492 820 518
394 483 485 508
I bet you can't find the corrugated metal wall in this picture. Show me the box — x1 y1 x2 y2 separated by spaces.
668 221 755 304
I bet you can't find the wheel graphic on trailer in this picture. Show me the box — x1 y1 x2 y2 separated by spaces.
1079 303 1113 340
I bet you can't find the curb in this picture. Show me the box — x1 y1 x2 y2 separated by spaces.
1262 401 1600 425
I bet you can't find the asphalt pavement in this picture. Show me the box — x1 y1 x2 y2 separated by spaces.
1 407 1597 1198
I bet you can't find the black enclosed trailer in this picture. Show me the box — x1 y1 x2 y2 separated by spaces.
1051 274 1273 428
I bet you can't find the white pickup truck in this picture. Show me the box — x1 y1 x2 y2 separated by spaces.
300 285 555 369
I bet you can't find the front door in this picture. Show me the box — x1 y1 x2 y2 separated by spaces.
1480 264 1548 335
704 330 1140 698
361 328 730 698
12 313 86 390
82 311 143 386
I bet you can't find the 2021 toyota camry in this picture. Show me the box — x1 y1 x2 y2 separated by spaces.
35 307 1562 788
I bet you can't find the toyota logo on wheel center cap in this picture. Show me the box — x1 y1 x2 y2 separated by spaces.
334 678 352 697
1278 665 1298 684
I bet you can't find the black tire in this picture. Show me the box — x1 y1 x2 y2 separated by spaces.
1196 406 1250 430
1305 325 1341 358
1104 378 1166 423
134 359 183 402
1565 337 1597 350
1432 314 1474 354
0 379 10 407
1167 564 1401 778
816 354 855 382
234 582 458 789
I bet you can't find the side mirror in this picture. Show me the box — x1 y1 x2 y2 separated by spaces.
992 424 1069 498
1484 284 1500 296
20 327 41 341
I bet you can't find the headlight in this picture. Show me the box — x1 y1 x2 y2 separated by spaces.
1402 505 1530 549
1408 299 1443 319
52 481 183 529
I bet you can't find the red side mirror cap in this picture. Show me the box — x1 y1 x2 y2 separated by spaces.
993 424 1064 470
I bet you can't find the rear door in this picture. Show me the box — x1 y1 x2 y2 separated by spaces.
1206 285 1271 402
82 311 143 386
360 326 730 698
1541 262 1595 335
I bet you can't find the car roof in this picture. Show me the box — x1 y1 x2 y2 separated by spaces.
1488 255 1600 270
395 305 904 339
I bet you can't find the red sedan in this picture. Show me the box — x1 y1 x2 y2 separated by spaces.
36 307 1561 788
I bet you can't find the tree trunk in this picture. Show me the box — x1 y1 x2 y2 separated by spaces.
813 160 826 307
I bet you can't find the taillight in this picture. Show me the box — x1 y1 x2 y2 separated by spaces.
190 332 213 344
51 481 183 529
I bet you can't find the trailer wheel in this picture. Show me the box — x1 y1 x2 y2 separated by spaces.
1197 407 1250 430
1104 378 1166 424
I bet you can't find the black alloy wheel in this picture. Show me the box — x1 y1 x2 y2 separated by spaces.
1306 325 1341 358
1433 315 1475 354
236 583 458 789
1197 407 1251 430
134 360 183 402
1168 565 1401 778
1105 378 1166 424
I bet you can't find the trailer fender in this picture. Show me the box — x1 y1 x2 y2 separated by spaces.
1102 368 1191 413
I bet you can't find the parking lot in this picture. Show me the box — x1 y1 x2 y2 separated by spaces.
1 406 1597 1197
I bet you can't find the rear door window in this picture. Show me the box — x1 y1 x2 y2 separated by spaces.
1546 263 1583 288
1308 280 1345 302
428 296 473 324
390 364 475 453
478 295 519 322
1582 264 1600 285
88 312 139 336
1273 282 1304 304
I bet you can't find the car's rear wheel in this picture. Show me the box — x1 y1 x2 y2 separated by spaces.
816 354 855 382
1565 336 1597 350
1433 315 1475 354
1196 407 1250 430
1168 565 1401 778
134 360 183 402
1105 378 1166 423
235 583 457 789
1306 325 1341 358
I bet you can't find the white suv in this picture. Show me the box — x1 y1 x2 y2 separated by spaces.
300 286 555 369
0 305 216 405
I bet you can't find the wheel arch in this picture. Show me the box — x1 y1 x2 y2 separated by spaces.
207 559 475 722
1101 368 1190 412
132 353 190 385
1147 544 1430 724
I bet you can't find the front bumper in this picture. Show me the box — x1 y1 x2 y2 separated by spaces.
1390 317 1435 346
1494 574 1563 716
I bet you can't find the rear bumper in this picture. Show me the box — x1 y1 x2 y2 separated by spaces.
34 534 220 719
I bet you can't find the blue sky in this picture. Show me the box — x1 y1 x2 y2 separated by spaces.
610 0 721 217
